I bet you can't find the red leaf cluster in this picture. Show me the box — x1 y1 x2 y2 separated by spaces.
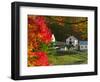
28 16 52 66
35 16 52 44
28 52 49 66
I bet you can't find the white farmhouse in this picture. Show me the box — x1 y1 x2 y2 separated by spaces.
66 36 78 47
79 41 87 50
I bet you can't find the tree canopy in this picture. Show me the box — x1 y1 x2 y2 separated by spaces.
45 16 88 42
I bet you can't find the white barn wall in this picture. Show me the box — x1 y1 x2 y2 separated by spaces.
66 36 78 46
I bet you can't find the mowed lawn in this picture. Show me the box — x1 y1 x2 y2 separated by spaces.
48 51 88 65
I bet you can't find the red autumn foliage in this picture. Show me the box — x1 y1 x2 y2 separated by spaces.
28 52 49 66
35 16 52 44
28 16 52 66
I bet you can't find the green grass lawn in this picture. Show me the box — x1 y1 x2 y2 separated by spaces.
48 51 88 65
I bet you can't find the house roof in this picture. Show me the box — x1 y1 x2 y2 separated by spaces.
79 41 87 45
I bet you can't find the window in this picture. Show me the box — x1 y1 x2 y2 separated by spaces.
85 46 87 48
81 46 83 48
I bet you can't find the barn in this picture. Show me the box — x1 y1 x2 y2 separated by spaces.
66 36 78 46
